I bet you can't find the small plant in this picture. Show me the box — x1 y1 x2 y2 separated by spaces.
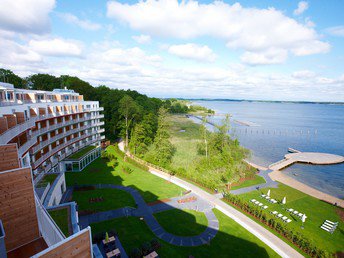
105 232 109 243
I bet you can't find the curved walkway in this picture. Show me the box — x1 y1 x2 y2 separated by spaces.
77 184 219 247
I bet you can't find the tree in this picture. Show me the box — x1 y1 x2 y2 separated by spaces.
119 95 140 149
0 69 25 88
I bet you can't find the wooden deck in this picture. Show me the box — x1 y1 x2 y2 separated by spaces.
269 152 344 171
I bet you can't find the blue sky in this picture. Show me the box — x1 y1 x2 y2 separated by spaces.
0 0 343 101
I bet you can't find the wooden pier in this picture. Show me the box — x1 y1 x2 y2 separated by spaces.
269 152 344 171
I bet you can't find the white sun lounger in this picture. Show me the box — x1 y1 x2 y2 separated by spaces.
320 225 332 232
277 214 283 218
271 211 278 215
322 224 333 230
254 201 260 205
293 211 299 215
325 220 338 225
298 213 303 217
265 196 271 200
258 203 263 207
287 208 294 212
261 194 266 198
263 205 268 209
251 199 256 202
282 216 288 221
286 219 292 223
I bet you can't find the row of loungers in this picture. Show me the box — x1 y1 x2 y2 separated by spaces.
261 195 278 204
271 211 292 223
321 220 338 234
286 208 306 219
250 199 268 209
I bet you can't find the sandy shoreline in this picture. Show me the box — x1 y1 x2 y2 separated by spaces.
269 170 344 208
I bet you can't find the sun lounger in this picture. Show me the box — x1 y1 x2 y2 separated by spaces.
265 196 271 200
255 201 260 205
286 219 292 223
293 211 299 215
277 214 283 218
320 225 332 232
258 203 263 207
298 213 303 217
251 199 256 202
263 205 268 209
325 220 338 225
287 208 293 212
282 216 288 221
261 194 266 198
271 211 278 215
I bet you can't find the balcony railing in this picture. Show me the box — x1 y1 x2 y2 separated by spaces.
18 136 37 157
32 133 100 168
0 106 103 144
35 195 65 246
31 124 92 154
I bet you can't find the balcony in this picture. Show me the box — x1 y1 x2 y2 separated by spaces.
31 124 92 154
0 117 38 144
18 136 37 157
98 128 105 134
32 134 101 169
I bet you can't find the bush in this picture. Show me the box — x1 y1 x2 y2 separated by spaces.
141 241 152 256
130 247 142 258
113 144 125 159
121 165 133 174
150 238 161 250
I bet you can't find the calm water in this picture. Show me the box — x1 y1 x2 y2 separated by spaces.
192 100 344 198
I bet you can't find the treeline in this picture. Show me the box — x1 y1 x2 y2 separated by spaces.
0 68 163 141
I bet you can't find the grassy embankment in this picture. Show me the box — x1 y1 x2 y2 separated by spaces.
167 114 264 191
235 183 344 255
66 146 279 257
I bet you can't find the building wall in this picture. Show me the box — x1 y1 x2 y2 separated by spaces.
0 144 20 172
44 173 66 207
0 167 40 251
35 228 92 258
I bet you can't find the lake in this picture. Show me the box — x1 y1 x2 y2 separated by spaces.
192 100 344 198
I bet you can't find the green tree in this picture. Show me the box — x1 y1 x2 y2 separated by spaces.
27 73 61 91
119 95 140 148
0 69 25 88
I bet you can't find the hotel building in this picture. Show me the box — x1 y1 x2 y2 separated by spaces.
0 82 104 257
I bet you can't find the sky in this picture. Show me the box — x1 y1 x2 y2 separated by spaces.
0 0 343 102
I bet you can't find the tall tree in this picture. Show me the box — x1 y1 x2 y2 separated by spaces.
118 95 140 148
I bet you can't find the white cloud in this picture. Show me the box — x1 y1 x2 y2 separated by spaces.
0 0 55 34
59 13 102 31
107 0 329 64
241 48 288 65
325 26 344 37
294 1 309 16
28 38 83 57
292 70 316 79
168 43 216 62
132 34 151 44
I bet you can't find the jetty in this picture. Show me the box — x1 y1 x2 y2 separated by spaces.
269 151 344 171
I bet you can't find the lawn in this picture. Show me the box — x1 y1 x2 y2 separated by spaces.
68 145 96 159
66 145 184 203
230 175 266 190
36 173 58 188
72 188 136 212
154 209 208 236
238 183 344 254
90 209 279 258
49 208 70 237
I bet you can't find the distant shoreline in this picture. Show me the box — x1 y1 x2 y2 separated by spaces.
182 98 344 105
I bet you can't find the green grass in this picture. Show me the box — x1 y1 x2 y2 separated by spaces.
238 183 344 254
154 209 208 236
36 174 58 188
91 209 279 258
66 145 184 203
167 115 203 171
68 145 96 159
230 175 266 190
72 188 136 212
49 208 70 237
